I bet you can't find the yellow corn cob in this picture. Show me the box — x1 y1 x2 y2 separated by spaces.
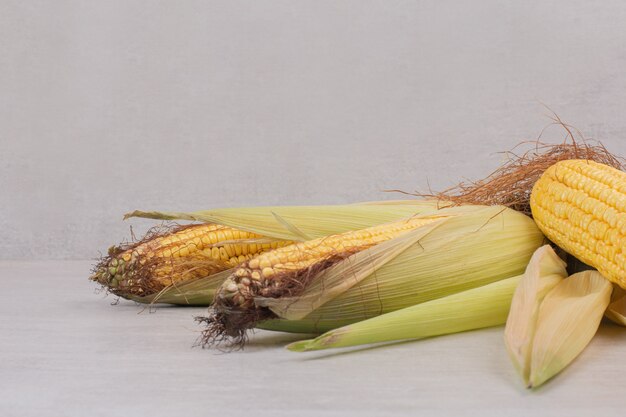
91 223 292 297
212 216 447 335
530 159 626 288
232 216 439 287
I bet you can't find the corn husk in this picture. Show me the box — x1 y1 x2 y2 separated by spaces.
605 286 626 326
287 275 523 352
506 267 612 388
199 204 544 344
504 245 567 382
125 200 445 241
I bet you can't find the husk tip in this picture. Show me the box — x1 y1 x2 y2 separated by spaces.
285 340 315 352
122 210 140 220
528 371 550 389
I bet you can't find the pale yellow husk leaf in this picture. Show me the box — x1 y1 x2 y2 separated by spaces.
504 245 567 384
528 270 612 388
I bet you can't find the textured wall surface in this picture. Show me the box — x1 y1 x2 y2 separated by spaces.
2 1 626 259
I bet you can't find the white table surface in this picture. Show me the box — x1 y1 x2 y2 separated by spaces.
2 261 626 417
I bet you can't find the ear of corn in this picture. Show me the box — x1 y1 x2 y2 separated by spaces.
200 205 544 344
503 245 568 382
91 223 292 299
255 217 448 320
215 216 447 323
206 216 446 341
527 271 612 388
530 159 626 289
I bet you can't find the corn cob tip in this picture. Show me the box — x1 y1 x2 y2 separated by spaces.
93 220 297 301
90 223 236 299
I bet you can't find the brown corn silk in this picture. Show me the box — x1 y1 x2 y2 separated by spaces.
415 140 624 216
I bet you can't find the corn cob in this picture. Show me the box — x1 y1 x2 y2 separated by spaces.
210 216 443 340
201 205 544 345
530 159 626 288
219 216 443 310
91 223 292 298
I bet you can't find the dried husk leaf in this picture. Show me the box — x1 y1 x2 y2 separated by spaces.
126 269 233 305
124 201 444 242
504 245 567 384
605 286 626 326
528 270 612 388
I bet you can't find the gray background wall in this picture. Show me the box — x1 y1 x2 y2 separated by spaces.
2 0 626 260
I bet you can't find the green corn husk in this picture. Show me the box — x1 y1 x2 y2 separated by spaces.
125 200 446 241
115 200 446 305
199 204 545 342
286 275 523 352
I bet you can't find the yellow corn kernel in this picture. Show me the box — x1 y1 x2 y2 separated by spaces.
223 244 235 257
